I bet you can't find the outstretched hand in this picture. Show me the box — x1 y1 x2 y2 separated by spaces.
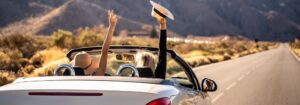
108 10 118 26
155 17 167 30
96 10 118 76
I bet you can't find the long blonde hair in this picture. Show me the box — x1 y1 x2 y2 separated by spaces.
135 51 157 71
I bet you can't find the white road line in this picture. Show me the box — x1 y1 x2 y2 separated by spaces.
211 92 224 103
238 75 245 81
288 45 300 62
245 71 251 75
226 82 237 90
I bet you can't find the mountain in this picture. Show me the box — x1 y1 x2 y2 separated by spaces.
0 0 153 35
201 0 300 41
0 0 66 27
0 0 300 41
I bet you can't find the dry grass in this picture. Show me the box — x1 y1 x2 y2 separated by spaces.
290 39 300 57
113 37 158 47
0 70 17 86
30 47 66 66
30 58 69 77
179 41 278 67
18 47 68 77
294 49 300 57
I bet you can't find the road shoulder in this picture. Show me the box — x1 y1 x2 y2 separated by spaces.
288 45 300 62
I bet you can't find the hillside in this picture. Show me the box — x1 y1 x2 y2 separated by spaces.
0 0 67 27
0 0 300 41
0 0 152 35
201 0 300 41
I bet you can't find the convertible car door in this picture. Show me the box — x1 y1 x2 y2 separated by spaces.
166 53 211 105
176 84 211 105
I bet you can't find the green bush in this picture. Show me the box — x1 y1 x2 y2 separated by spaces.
0 34 49 58
52 29 73 48
74 27 104 47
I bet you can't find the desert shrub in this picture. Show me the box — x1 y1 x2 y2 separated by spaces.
0 34 49 58
207 55 225 63
16 47 67 76
172 43 197 54
183 53 211 67
115 38 140 45
52 29 73 48
174 40 278 67
0 70 17 86
73 27 105 47
30 47 66 66
52 25 109 48
0 52 12 70
290 39 300 57
294 49 300 57
18 65 36 77
220 42 229 48
167 60 183 75
0 34 50 73
223 53 231 60
31 58 69 77
113 37 158 47
0 51 23 72
290 39 300 48
186 57 210 67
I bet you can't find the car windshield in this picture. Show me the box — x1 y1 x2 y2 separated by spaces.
68 48 186 78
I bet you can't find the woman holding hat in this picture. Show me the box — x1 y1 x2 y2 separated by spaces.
150 0 174 79
153 18 167 79
70 10 118 76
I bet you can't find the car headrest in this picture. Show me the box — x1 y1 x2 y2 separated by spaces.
136 67 154 78
63 67 85 76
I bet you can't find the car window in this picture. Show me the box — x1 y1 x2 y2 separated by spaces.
166 54 195 89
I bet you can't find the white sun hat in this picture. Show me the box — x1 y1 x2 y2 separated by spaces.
150 0 174 20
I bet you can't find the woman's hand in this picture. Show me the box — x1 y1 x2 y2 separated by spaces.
155 17 167 30
108 10 118 27
96 10 118 76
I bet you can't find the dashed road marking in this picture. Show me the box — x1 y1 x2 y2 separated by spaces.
238 75 245 81
211 92 224 103
226 82 237 90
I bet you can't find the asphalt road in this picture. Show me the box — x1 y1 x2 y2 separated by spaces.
194 44 300 105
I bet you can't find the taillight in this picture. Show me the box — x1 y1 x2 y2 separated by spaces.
147 97 171 105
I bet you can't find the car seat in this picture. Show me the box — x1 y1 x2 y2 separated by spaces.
136 67 154 78
63 67 85 76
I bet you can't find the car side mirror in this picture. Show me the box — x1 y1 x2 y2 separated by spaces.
201 78 217 92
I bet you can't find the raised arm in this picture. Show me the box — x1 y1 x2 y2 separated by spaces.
95 10 118 76
158 18 167 30
154 18 167 79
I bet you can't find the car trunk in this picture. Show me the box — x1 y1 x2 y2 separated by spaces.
0 76 178 105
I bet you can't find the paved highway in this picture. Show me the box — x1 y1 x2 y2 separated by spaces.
194 44 300 105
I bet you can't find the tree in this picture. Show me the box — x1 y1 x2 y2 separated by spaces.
150 26 158 38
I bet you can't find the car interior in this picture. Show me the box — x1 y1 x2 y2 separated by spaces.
64 47 196 90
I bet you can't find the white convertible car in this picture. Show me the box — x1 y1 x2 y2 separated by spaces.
0 46 217 105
